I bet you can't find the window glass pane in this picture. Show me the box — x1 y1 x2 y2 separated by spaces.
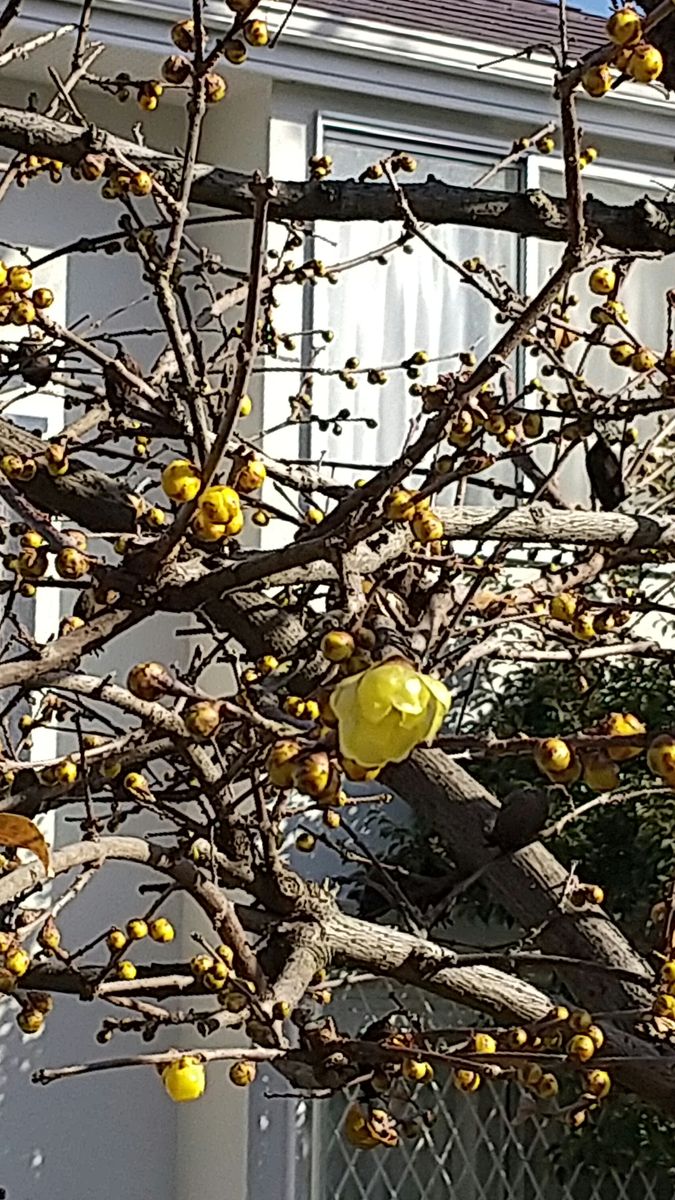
535 169 670 503
311 131 520 497
538 169 670 362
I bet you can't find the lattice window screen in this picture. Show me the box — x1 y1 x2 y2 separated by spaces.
300 981 673 1200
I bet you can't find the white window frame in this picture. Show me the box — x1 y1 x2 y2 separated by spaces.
316 110 512 162
1 241 68 762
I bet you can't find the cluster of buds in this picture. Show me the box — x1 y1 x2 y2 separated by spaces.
2 438 78 485
102 165 154 199
162 7 270 104
389 150 417 174
547 590 632 642
161 454 266 542
308 154 333 180
510 132 557 156
417 373 543 456
194 484 244 542
606 9 662 86
343 1008 611 1151
584 268 660 370
104 914 176 983
188 944 261 1021
137 78 164 112
533 711 645 789
469 1011 607 1109
581 9 663 96
0 261 54 328
3 526 90 599
401 348 430 380
17 155 63 188
72 153 161 212
266 741 344 820
384 487 444 549
578 144 599 171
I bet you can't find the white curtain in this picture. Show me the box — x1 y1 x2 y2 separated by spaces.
311 133 520 502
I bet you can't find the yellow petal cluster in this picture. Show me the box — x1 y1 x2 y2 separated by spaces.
331 659 451 768
193 484 243 542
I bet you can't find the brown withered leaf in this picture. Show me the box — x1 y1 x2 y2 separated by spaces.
0 968 16 994
0 814 52 877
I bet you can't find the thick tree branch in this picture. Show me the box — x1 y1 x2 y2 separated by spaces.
0 416 141 532
384 751 675 1114
0 105 674 252
435 503 675 549
325 909 552 1022
4 836 551 1021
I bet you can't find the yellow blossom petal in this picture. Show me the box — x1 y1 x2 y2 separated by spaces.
337 707 420 767
424 674 453 713
354 669 392 723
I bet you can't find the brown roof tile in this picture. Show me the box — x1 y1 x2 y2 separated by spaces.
306 0 603 57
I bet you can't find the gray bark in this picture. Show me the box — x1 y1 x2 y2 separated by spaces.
0 105 673 252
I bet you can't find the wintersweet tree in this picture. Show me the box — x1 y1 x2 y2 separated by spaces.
3 0 675 1167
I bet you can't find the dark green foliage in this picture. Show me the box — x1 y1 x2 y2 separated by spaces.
466 653 675 1179
467 655 675 928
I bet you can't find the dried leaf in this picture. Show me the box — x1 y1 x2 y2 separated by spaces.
0 968 15 994
0 814 52 877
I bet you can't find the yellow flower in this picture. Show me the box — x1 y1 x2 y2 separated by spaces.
330 659 451 768
162 1056 206 1102
198 485 240 525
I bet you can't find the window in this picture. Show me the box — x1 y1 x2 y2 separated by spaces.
309 120 521 500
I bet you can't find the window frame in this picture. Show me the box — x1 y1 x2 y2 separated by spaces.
1 233 67 763
4 396 63 763
316 110 514 163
